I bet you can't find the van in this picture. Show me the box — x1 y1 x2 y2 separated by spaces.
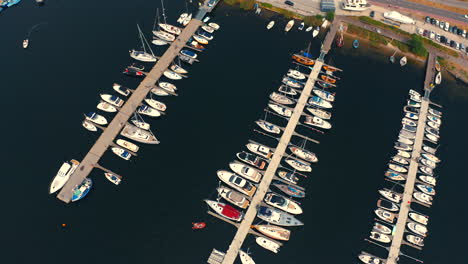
444 22 450 31
429 31 435 39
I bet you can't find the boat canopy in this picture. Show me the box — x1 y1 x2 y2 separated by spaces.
270 195 286 205
222 204 241 218
259 206 272 216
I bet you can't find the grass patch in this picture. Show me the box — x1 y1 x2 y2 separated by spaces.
359 16 411 37
259 2 272 8
391 39 412 53
422 39 459 57
223 0 255 10
437 56 447 67
346 24 389 46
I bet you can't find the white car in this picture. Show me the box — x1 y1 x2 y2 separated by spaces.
429 31 435 39
444 22 450 31
464 14 468 19
417 28 424 35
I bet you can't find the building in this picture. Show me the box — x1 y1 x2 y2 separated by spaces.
320 0 336 12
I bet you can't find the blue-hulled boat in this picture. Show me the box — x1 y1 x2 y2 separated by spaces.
273 183 305 198
353 39 359 48
198 30 213 40
316 80 332 89
180 49 197 59
0 0 21 12
71 178 93 202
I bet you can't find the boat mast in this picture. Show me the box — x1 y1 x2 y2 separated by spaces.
137 24 155 56
160 0 167 24
152 8 159 32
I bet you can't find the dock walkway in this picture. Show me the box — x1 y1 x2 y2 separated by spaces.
385 54 436 264
57 8 211 203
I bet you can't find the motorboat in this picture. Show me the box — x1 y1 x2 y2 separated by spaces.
420 158 436 169
282 77 303 89
270 92 295 105
353 39 359 48
425 126 439 137
313 89 335 102
377 199 399 212
435 60 441 71
369 231 391 243
198 30 213 40
416 184 436 196
266 20 275 30
379 189 402 203
246 142 274 160
71 178 93 202
410 94 422 103
287 69 306 80
397 150 411 159
255 120 281 134
100 94 124 107
82 121 97 132
159 23 182 35
419 175 436 186
427 121 440 130
105 172 122 185
217 170 257 197
97 101 117 113
256 237 280 253
413 191 433 205
304 116 332 129
237 151 268 170
385 171 406 181
129 49 157 62
425 133 438 143
49 160 80 194
239 250 255 264
409 212 429 225
401 118 417 127
289 146 318 163
177 13 188 24
180 49 197 59
320 75 336 84
113 83 131 96
358 253 384 264
406 234 424 247
298 22 305 30
394 142 411 151
404 106 419 115
257 206 303 226
317 80 333 89
181 13 192 26
170 64 188 74
193 34 208 44
307 107 331 119
252 225 290 241
112 147 131 160
389 164 408 173
373 222 392 234
120 124 159 144
397 136 413 145
400 56 407 66
23 39 29 49
285 158 312 172
217 186 250 209
274 183 305 198
204 200 243 222
229 161 262 183
402 124 416 133
285 20 294 32
278 85 298 96
375 208 396 224
292 53 315 66
308 96 333 109
405 112 419 120
409 89 421 97
421 153 440 163
163 70 182 80
341 0 370 11
203 16 210 23
312 27 319 38
123 67 144 77
159 82 177 92
264 193 303 215
422 145 437 154
138 104 161 117
419 166 433 176
392 156 409 165
144 99 167 112
429 108 442 117
277 170 299 184
188 40 205 50
153 30 176 42
268 103 293 117
85 112 108 126
399 130 415 140
116 139 139 152
407 100 421 108
208 22 220 30
131 118 150 130
435 72 442 85
202 25 214 33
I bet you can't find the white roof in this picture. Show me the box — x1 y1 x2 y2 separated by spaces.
383 11 415 24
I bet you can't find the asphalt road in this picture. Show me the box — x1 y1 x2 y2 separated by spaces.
370 0 468 24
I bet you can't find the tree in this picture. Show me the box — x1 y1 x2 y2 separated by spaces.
408 34 428 56
326 11 335 21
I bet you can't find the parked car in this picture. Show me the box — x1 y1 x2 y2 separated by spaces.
460 43 465 51
452 26 458 33
445 38 450 45
284 0 294 6
444 22 450 31
450 40 456 47
430 18 435 24
370 11 375 18
440 35 446 43
417 28 424 35
457 28 463 35
462 30 466 38
436 34 440 42
429 31 435 39
425 16 431 23
423 30 428 37
439 21 445 29
435 20 439 26
455 42 460 50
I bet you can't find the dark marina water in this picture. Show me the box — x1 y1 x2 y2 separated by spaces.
2 1 467 263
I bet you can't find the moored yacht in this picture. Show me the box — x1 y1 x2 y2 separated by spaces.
237 151 268 170
71 178 93 202
375 208 396 224
264 192 303 215
256 237 280 253
120 124 159 144
358 253 384 264
406 234 424 246
193 34 208 44
100 94 124 107
289 146 318 163
163 70 182 80
131 118 150 130
217 170 257 197
113 83 131 96
379 189 402 203
413 191 433 205
274 183 305 198
153 30 175 42
385 170 406 181
105 172 122 185
373 222 392 234
377 198 399 212
389 163 408 173
97 101 117 113
85 112 108 126
307 107 331 119
229 161 262 183
144 98 167 112
278 85 298 96
217 186 250 209
369 231 391 243
419 175 436 186
116 139 139 152
420 158 436 169
255 120 281 134
392 156 409 165
170 64 188 74
407 222 428 236
397 150 411 159
304 116 332 129
159 23 182 35
313 89 335 102
239 250 255 264
421 153 440 163
252 225 290 241
285 20 294 32
246 142 274 159
287 69 306 80
282 77 303 89
285 158 312 172
49 160 80 194
129 49 157 62
270 92 295 105
257 206 303 226
204 199 243 222
112 147 131 160
268 103 293 117
409 212 429 225
277 170 299 184
82 121 97 132
138 104 161 117
309 96 333 108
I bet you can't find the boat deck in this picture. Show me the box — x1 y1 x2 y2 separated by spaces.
57 14 208 203
385 53 436 264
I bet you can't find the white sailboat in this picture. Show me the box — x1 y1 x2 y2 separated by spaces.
400 56 407 67
152 8 170 45
312 26 319 38
158 0 182 35
285 20 294 32
130 24 158 62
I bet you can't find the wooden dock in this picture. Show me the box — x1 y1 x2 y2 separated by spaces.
56 12 209 203
385 54 436 264
321 18 342 54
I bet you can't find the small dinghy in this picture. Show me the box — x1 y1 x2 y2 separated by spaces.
406 234 424 247
413 191 433 205
105 172 122 185
405 112 419 120
208 22 220 30
170 64 188 74
204 200 243 222
304 116 332 129
237 151 268 170
270 92 295 105
277 170 299 184
358 253 384 264
203 16 210 23
307 107 331 119
163 70 182 80
425 133 438 142
113 83 131 96
421 153 440 163
400 56 407 66
434 72 442 85
429 108 442 117
131 118 150 130
305 26 312 32
409 212 429 225
427 121 440 129
407 222 428 237
257 206 303 226
218 170 257 197
201 25 214 33
401 118 417 127
285 19 294 32
289 146 318 163
229 161 262 183
419 166 433 176
264 193 303 215
392 156 409 165
217 186 250 209
377 198 399 212
394 142 411 151
416 184 436 195
100 94 124 107
282 77 303 89
82 120 97 132
246 142 274 159
71 178 93 202
308 96 333 109
268 103 293 117
97 101 117 113
285 158 312 172
116 139 139 152
274 183 305 198
138 104 161 117
252 225 290 241
389 163 408 173
111 147 131 160
278 85 298 96
420 158 436 169
85 112 108 125
144 99 166 112
287 69 306 80
379 189 402 203
255 120 281 134
397 150 411 159
312 27 320 38
373 222 392 234
298 22 305 30
256 237 280 253
193 34 208 44
370 231 391 243
419 175 436 186
313 89 335 102
400 130 415 140
239 250 255 264
385 170 406 181
374 208 396 224
180 49 197 59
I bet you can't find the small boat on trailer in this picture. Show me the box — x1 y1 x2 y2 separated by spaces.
256 236 280 253
252 225 290 241
105 172 122 185
204 199 243 222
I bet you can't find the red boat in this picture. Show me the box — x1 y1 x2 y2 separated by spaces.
336 33 344 47
192 222 206 229
123 67 144 77
204 200 244 222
